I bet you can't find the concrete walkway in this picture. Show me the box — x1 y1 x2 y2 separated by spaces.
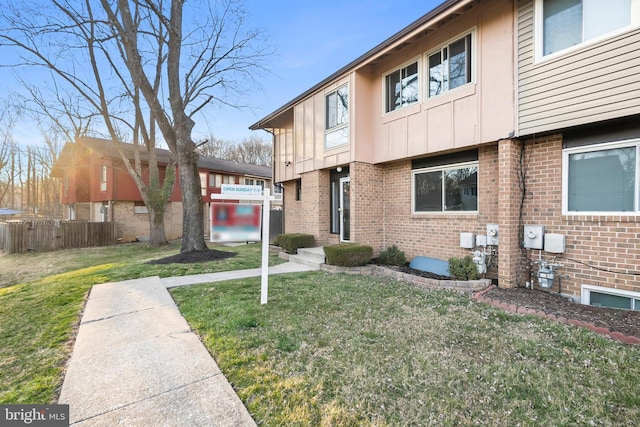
58 262 316 426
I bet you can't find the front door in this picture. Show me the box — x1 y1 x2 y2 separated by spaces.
339 177 350 241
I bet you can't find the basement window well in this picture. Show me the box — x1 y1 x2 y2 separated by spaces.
581 284 640 311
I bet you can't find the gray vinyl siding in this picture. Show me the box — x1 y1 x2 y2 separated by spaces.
517 0 640 136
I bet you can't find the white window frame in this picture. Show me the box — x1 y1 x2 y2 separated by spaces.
383 58 420 113
534 0 640 62
100 165 107 192
426 30 475 99
562 139 640 215
581 284 640 310
324 83 349 150
411 161 479 214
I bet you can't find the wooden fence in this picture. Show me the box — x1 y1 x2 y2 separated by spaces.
0 220 116 254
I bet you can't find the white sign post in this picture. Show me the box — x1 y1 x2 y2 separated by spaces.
211 185 273 304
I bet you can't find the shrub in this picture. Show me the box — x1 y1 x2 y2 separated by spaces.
377 245 406 266
324 243 373 267
448 255 479 280
275 233 315 254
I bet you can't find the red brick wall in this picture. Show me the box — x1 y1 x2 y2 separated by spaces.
381 146 500 265
351 162 384 253
520 134 640 298
280 135 639 301
283 180 302 234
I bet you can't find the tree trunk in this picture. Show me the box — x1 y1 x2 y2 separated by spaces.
176 143 206 252
147 207 167 246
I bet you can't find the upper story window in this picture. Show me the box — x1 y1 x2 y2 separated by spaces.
211 174 234 187
412 162 478 213
428 33 473 98
563 139 639 214
64 176 69 197
385 61 419 112
200 172 208 196
539 0 638 58
100 165 107 191
325 84 349 150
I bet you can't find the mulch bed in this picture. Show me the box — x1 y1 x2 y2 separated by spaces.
379 262 640 342
146 248 235 265
482 286 640 340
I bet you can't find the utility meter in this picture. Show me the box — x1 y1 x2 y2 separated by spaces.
538 265 555 289
523 225 544 249
486 224 499 246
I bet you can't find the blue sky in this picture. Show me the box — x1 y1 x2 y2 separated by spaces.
5 0 443 147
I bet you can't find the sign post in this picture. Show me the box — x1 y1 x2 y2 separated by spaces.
211 185 274 304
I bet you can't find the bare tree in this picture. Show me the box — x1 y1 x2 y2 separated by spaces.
232 135 272 167
197 134 272 167
0 100 20 208
1 0 269 251
196 136 236 159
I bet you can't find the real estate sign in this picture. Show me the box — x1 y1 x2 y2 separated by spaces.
211 203 262 242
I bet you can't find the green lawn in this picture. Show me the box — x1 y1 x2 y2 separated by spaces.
0 242 281 404
172 272 640 426
3 241 639 425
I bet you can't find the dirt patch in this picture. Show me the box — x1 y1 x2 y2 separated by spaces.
484 287 640 339
145 248 235 265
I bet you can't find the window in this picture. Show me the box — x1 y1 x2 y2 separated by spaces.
212 174 234 187
134 201 148 214
563 140 639 213
295 179 302 201
428 33 472 98
245 178 265 188
64 176 69 197
100 165 107 191
582 285 640 311
325 84 349 149
412 162 478 213
200 172 207 196
538 0 637 57
385 61 419 112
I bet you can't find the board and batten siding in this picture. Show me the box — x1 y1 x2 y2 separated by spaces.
517 0 640 136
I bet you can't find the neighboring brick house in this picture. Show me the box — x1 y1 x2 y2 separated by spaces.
51 137 273 242
250 0 640 309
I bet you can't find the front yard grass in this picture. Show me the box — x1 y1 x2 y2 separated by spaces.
0 242 281 404
172 272 640 426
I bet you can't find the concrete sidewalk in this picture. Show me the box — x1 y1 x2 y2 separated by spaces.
59 262 315 426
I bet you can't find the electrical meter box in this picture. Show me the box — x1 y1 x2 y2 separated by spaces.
523 225 544 249
486 224 499 246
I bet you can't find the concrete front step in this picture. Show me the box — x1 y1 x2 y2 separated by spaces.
288 246 325 270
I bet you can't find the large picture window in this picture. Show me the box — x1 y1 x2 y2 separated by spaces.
564 140 639 213
539 0 637 57
412 162 478 213
428 33 472 98
385 61 419 112
325 84 349 149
